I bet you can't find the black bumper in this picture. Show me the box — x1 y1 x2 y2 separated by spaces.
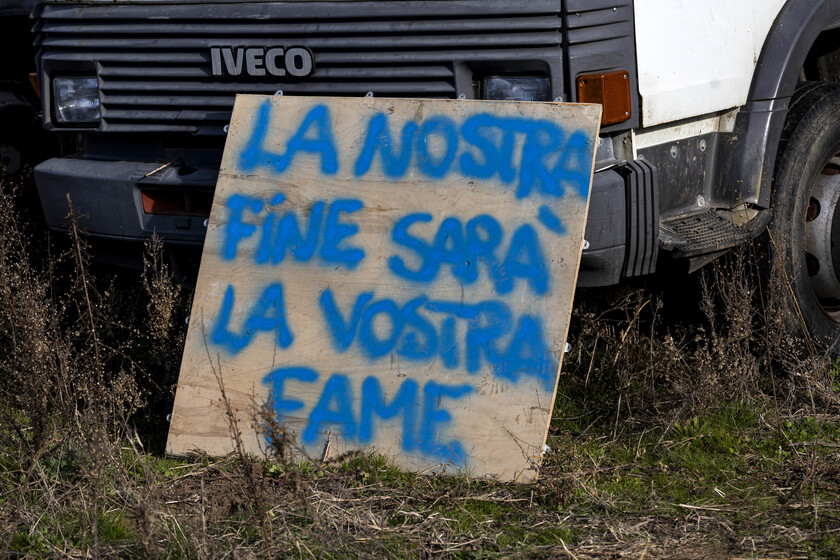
34 157 215 245
34 155 651 287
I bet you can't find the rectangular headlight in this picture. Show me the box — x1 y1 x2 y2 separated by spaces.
482 76 551 102
53 76 101 125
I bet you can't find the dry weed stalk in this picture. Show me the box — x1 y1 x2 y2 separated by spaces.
202 332 274 560
142 233 183 352
567 245 840 436
0 188 155 556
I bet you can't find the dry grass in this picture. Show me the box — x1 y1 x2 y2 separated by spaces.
0 173 838 559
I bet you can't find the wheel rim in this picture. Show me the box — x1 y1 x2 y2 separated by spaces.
804 154 840 321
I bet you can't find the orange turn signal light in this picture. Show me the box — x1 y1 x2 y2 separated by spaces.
141 190 212 217
29 73 41 98
576 70 632 125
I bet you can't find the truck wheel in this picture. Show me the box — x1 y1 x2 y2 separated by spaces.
771 82 840 350
0 88 38 181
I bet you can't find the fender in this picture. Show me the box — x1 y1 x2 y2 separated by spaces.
0 1 40 19
0 88 34 113
722 0 840 209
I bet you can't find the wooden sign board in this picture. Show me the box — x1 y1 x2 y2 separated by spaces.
167 95 600 482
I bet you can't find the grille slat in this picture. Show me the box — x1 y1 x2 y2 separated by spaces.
44 16 562 36
38 1 565 133
105 95 237 107
43 47 563 65
567 23 631 46
42 31 560 50
103 109 233 122
103 123 207 133
99 65 456 79
100 80 457 94
39 1 561 20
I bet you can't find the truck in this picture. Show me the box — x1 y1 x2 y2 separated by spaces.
26 0 840 347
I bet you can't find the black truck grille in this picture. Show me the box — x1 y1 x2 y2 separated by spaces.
35 1 565 134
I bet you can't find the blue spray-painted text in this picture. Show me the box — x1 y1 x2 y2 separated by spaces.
319 289 557 390
236 99 591 202
264 367 473 465
390 212 548 295
210 284 557 390
220 195 550 295
221 193 365 269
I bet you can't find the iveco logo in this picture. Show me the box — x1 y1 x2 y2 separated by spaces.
210 46 315 78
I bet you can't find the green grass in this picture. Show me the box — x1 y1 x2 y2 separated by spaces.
8 511 137 556
2 396 839 558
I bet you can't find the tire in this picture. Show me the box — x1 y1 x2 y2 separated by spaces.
0 87 39 181
770 82 840 349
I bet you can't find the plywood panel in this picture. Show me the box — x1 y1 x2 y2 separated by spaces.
167 95 600 482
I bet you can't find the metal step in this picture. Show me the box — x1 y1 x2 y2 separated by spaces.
659 208 770 258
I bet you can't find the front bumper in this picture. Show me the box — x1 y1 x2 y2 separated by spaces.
34 155 646 287
35 157 216 245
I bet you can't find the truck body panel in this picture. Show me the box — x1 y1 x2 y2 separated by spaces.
634 0 786 128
